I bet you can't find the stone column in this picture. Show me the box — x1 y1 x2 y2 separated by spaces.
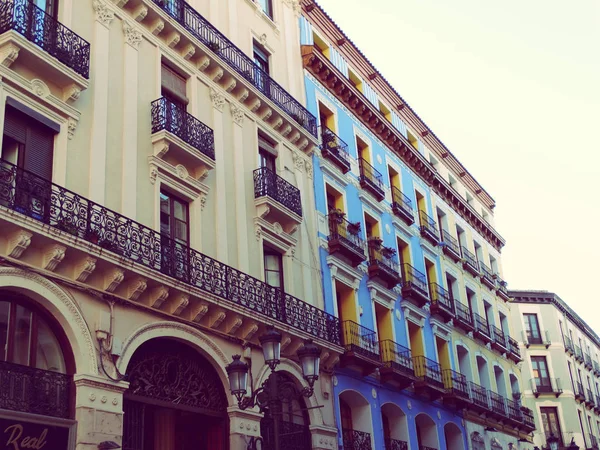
230 103 249 272
88 0 114 204
121 21 142 217
74 374 129 450
211 88 228 263
228 407 263 450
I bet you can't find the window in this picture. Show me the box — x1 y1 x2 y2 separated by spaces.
253 44 270 75
258 135 277 172
34 0 58 18
531 356 551 392
340 398 353 430
0 295 66 372
378 101 391 122
161 63 187 106
524 313 542 344
258 0 273 19
407 130 418 151
313 33 330 58
540 407 563 447
568 361 575 391
160 190 189 278
263 245 284 290
318 101 336 132
348 68 362 92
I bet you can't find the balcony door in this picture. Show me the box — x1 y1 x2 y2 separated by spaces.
531 356 552 392
524 313 541 344
540 407 563 447
160 190 190 280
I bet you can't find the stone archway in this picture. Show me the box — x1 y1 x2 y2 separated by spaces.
415 413 438 449
444 422 465 450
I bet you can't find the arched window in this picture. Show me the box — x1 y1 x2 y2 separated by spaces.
340 398 353 430
471 432 486 450
0 294 66 372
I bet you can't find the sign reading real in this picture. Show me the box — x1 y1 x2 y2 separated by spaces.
1 418 69 450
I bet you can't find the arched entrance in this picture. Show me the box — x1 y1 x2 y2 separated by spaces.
338 390 373 449
260 372 311 449
444 422 465 450
381 403 409 449
122 338 229 450
415 413 438 449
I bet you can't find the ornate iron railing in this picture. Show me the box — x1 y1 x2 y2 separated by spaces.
489 391 506 416
149 0 317 136
589 434 599 450
0 0 90 78
441 229 460 255
479 262 495 285
368 246 399 277
531 377 562 396
461 246 479 272
594 360 600 375
0 158 340 344
0 361 71 419
418 210 438 239
342 428 372 450
468 381 489 409
473 312 490 338
385 438 408 450
442 369 469 398
508 336 521 358
412 356 443 388
342 321 380 360
391 186 413 218
320 126 350 171
429 282 454 313
419 446 437 450
327 215 366 255
151 97 215 160
400 263 428 298
455 301 473 327
358 158 384 192
491 325 507 348
380 340 413 375
253 167 302 216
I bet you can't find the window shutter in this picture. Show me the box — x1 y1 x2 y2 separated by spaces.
24 126 54 180
161 64 188 104
3 106 27 143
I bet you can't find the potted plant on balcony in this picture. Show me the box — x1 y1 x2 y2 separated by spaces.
208 41 221 53
381 246 396 259
328 208 345 224
85 228 101 245
367 236 383 250
56 217 79 236
347 221 361 236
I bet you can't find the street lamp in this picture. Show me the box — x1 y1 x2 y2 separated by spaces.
225 326 322 450
547 433 560 450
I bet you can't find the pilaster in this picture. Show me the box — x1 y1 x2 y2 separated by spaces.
211 88 228 262
231 103 249 272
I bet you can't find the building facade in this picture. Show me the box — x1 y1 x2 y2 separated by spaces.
300 1 536 449
511 290 600 450
0 0 343 449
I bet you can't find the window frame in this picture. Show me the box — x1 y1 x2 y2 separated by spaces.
263 244 284 291
523 313 542 343
159 189 190 247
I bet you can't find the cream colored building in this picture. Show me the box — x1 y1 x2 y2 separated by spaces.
0 0 341 449
511 290 600 450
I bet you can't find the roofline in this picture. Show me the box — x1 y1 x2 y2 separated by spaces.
301 0 497 211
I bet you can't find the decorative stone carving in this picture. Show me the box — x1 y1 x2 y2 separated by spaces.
197 55 211 71
181 43 195 60
258 33 267 46
199 193 207 210
249 98 261 112
74 257 97 282
126 277 147 300
166 32 180 48
67 118 77 140
230 103 244 126
224 76 237 93
292 151 304 172
175 164 188 179
237 89 249 102
7 230 32 259
305 161 313 179
280 124 292 137
150 18 164 35
255 226 262 241
104 268 125 292
123 21 142 49
0 44 19 68
190 303 209 323
272 116 283 129
43 244 66 271
168 294 189 316
209 312 226 329
211 67 224 82
92 0 115 28
31 79 50 98
283 0 301 16
146 286 169 309
64 85 81 102
243 323 259 340
226 317 243 335
149 164 158 184
261 107 272 121
132 4 147 22
210 87 225 112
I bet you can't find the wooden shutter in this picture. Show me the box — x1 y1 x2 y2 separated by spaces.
161 64 187 104
3 106 27 143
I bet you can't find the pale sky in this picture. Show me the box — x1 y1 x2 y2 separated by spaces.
315 0 600 330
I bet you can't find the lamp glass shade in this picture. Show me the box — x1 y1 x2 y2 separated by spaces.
226 355 248 397
297 340 321 386
547 434 559 450
259 326 282 369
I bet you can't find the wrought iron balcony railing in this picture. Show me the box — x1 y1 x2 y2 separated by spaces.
385 438 408 450
320 126 351 173
412 355 443 388
342 428 372 450
418 210 439 245
368 246 400 288
0 159 340 344
586 388 595 407
327 215 367 266
506 398 521 422
473 312 491 340
0 0 90 78
468 381 490 409
454 301 474 331
151 0 317 136
253 167 302 217
564 335 575 354
479 262 496 288
390 186 414 224
508 336 521 361
342 321 380 360
522 407 535 431
491 325 507 350
440 229 461 260
524 329 550 347
429 282 454 319
496 277 510 299
489 391 507 417
575 345 584 362
575 381 586 401
442 368 469 399
400 263 429 305
0 360 71 419
461 246 479 275
358 158 385 200
151 97 215 160
380 339 413 375
594 361 600 376
531 378 562 397
585 353 593 369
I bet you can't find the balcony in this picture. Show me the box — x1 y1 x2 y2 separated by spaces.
506 398 522 424
586 389 595 409
327 215 367 267
0 158 341 345
508 337 522 363
148 0 317 137
0 0 90 94
564 336 575 355
595 396 600 413
576 382 587 402
491 325 508 353
380 340 416 389
585 353 593 370
367 245 401 289
385 438 408 450
461 247 480 277
442 369 470 409
575 345 585 363
400 263 429 307
391 186 414 225
479 262 496 289
523 330 551 348
440 230 461 262
359 158 385 201
588 434 599 450
468 381 490 414
489 391 507 419
340 321 382 375
320 126 351 173
412 356 445 400
521 406 536 433
254 167 302 230
342 429 372 450
151 97 215 176
496 278 510 301
594 361 600 377
429 283 454 322
418 210 439 246
531 378 562 398
473 312 492 344
455 301 475 334
0 360 71 419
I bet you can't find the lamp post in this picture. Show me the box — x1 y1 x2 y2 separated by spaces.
225 326 321 450
547 433 560 450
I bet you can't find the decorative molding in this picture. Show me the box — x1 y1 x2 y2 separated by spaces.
74 257 97 283
104 268 125 292
210 87 225 112
126 277 147 300
166 31 181 48
123 21 143 49
230 103 244 126
63 84 82 103
150 18 164 35
282 0 301 16
181 43 195 60
292 151 304 172
43 244 66 271
149 163 158 185
31 79 50 98
67 118 77 139
0 43 19 68
197 55 210 71
92 0 115 28
7 229 32 259
132 4 147 22
190 303 209 323
146 286 169 309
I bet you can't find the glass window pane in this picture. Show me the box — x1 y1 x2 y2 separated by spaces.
160 193 170 213
174 200 187 221
35 318 65 373
175 220 188 243
265 271 280 288
13 305 32 365
0 301 9 362
264 254 280 271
